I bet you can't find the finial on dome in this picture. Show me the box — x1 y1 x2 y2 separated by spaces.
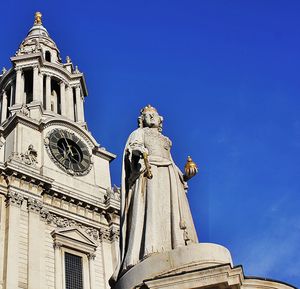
34 12 42 25
141 104 157 114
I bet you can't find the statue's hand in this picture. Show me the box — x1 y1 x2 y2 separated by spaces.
183 156 198 181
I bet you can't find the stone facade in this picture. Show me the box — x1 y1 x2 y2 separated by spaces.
0 13 120 289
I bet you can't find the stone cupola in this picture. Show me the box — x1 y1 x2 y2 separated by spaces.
0 12 88 126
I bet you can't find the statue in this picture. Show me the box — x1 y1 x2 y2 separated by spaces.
21 144 38 166
110 105 198 284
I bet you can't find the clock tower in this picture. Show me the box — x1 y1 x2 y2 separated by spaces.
0 12 120 289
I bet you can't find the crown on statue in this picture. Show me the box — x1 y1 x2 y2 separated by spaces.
140 104 157 114
34 12 42 25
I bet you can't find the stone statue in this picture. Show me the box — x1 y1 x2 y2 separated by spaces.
21 144 38 166
111 105 198 284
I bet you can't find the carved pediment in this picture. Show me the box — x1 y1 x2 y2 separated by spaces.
51 227 97 253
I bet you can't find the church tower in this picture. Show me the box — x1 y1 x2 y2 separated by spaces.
0 12 120 289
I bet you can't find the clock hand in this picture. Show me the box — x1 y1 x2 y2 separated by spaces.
60 131 74 157
69 154 80 164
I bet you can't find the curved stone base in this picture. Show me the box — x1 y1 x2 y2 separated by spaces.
114 243 233 289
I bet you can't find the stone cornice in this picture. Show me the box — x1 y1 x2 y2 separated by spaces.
93 147 116 162
2 113 40 137
11 52 42 63
0 163 120 216
0 170 120 242
46 186 120 216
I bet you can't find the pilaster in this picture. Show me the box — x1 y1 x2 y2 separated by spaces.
54 241 63 289
14 68 23 105
4 191 24 289
27 197 43 289
66 86 73 120
88 253 96 289
45 75 51 111
75 85 84 122
60 82 66 116
33 65 40 102
1 91 7 123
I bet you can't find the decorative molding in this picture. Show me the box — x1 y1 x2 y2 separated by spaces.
53 241 63 249
6 191 24 207
40 209 100 241
87 253 96 260
110 226 120 242
42 121 95 148
27 197 43 213
99 226 119 242
100 227 110 242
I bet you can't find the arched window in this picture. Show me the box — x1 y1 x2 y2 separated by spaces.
45 51 51 62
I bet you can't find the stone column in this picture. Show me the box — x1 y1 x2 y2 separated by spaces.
75 85 84 122
1 90 7 123
10 83 15 107
60 82 66 116
88 253 96 289
45 76 51 111
66 86 73 120
54 242 63 289
15 68 23 104
33 65 40 102
27 198 43 289
4 191 24 289
39 73 44 105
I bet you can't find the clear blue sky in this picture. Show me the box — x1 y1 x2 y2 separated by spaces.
1 1 299 287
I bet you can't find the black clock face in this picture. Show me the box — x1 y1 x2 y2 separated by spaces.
48 129 91 174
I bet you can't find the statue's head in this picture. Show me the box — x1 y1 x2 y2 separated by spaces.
138 104 163 131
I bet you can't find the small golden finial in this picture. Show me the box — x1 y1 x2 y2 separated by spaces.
34 12 42 25
184 156 198 180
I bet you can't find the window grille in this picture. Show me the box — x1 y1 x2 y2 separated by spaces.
65 252 83 289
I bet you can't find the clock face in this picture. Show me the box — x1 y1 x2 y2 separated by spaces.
47 129 91 175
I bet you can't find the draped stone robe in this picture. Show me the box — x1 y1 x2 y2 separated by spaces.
112 127 198 281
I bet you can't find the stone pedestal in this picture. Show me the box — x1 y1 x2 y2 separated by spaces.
113 243 295 289
114 243 232 289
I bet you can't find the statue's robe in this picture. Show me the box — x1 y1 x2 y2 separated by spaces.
111 127 198 283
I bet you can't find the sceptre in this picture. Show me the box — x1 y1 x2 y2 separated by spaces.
142 152 153 179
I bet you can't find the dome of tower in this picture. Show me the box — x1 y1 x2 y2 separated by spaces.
16 12 61 63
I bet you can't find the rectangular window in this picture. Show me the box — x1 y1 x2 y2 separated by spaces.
64 252 83 289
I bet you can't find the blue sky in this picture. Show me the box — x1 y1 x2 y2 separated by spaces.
1 0 299 287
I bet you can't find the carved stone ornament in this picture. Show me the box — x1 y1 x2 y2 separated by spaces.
8 145 38 167
53 241 63 250
6 191 24 207
105 186 121 203
19 104 30 116
21 145 38 166
110 226 120 242
27 197 43 213
40 209 100 241
87 253 96 260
